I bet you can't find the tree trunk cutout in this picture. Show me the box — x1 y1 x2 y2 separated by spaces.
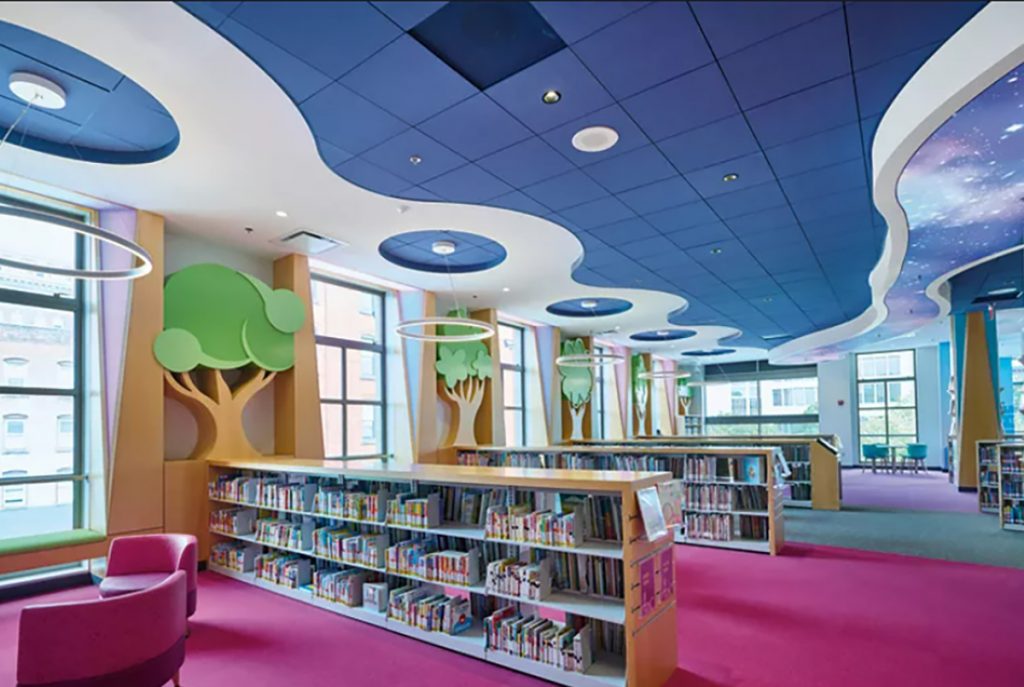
569 404 586 441
442 375 486 446
164 366 276 460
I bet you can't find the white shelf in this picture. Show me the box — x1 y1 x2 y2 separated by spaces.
388 618 486 659
210 497 623 560
486 650 625 687
980 506 999 514
682 508 769 517
675 534 770 553
1002 523 1024 531
784 500 812 508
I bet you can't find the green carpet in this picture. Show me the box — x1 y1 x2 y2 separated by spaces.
785 507 1024 569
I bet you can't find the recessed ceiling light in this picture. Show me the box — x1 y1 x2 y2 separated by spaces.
988 287 1018 296
409 155 423 165
572 126 619 153
502 287 510 292
431 240 456 256
580 299 599 309
275 210 288 218
710 247 723 255
9 71 66 110
722 173 739 182
763 296 773 303
656 330 669 337
542 89 561 104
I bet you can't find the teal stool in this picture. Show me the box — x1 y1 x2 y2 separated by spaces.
861 444 883 473
903 443 927 473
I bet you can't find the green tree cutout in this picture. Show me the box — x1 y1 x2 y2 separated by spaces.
632 353 650 433
435 308 493 446
152 263 305 459
560 338 593 440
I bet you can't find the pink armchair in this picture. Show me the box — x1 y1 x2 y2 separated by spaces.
99 534 198 618
18 570 186 686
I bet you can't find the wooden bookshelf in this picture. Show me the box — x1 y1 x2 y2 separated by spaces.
977 439 1001 514
997 443 1024 532
457 446 785 555
573 436 842 511
205 457 677 687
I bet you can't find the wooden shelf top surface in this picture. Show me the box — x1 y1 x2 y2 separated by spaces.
461 444 778 457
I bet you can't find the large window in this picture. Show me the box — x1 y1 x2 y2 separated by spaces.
500 323 526 445
311 276 386 458
0 194 87 539
857 350 917 453
704 362 819 435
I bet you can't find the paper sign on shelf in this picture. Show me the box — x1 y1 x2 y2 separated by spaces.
636 486 668 541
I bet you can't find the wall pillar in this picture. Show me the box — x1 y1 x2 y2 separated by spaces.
955 310 1001 489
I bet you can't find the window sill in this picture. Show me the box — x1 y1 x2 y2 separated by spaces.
0 529 105 557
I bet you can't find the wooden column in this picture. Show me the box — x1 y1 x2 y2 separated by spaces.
401 290 445 464
273 254 324 460
534 326 562 445
956 310 1000 489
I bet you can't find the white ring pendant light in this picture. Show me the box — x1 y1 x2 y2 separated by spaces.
0 205 153 280
394 239 495 342
556 351 626 368
638 369 691 380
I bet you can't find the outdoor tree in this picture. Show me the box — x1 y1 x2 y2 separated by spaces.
632 353 649 434
560 338 593 441
152 263 305 459
435 309 493 446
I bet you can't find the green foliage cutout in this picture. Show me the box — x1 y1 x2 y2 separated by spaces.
560 338 593 409
153 263 305 373
435 308 493 392
632 353 649 409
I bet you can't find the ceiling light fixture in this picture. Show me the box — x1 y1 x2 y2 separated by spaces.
542 89 561 104
409 154 423 165
656 330 669 337
502 287 510 292
722 173 739 182
275 210 288 218
988 287 1019 296
431 240 456 256
638 369 691 380
580 299 599 309
556 352 625 368
572 126 619 153
710 247 723 255
9 72 66 109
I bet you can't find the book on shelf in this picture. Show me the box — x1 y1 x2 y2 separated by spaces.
484 608 593 674
255 552 311 588
485 556 552 601
364 581 389 612
315 485 390 522
387 586 473 635
683 513 769 543
739 456 765 484
313 568 365 607
256 517 314 551
484 504 584 548
636 486 668 541
385 540 481 586
681 484 767 512
210 507 256 535
211 541 260 572
387 492 441 528
657 480 684 529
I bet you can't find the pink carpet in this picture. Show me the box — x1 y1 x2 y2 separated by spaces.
840 470 978 513
1 543 1020 687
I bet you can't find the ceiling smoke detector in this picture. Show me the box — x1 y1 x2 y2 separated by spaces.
9 72 66 109
276 230 347 255
572 126 619 153
431 240 457 255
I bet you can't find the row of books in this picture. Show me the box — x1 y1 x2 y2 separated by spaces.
789 483 812 502
484 608 592 674
787 463 810 482
549 552 623 599
314 485 388 522
388 586 473 635
485 557 551 600
1002 480 1023 498
1003 503 1024 525
313 568 365 607
387 492 441 528
680 484 767 512
210 541 258 571
439 486 505 527
210 508 256 535
255 552 311 588
683 513 769 543
313 526 387 569
256 518 313 551
385 540 481 586
484 505 584 547
681 456 765 484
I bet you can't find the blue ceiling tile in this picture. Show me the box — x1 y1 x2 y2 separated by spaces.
573 3 712 99
0 19 123 91
794 189 871 225
559 196 636 229
619 235 679 259
726 206 799 237
418 94 532 160
854 44 937 118
690 2 840 58
719 11 851 109
745 76 857 148
219 18 332 103
476 137 574 187
764 123 862 178
656 114 759 173
360 128 466 184
231 1 402 79
522 169 608 210
778 158 867 201
316 138 354 167
644 200 718 233
532 2 649 44
706 181 787 219
541 104 650 166
685 152 775 199
580 246 628 269
334 157 410 195
179 2 241 28
588 217 659 246
371 1 446 30
487 190 552 216
740 226 807 253
300 83 407 155
397 186 442 202
622 64 738 141
664 221 734 250
486 49 613 133
846 1 983 70
582 145 676 193
618 177 699 215
340 35 477 124
420 164 512 203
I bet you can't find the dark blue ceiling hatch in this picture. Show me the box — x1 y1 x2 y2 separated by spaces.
178 1 984 347
378 229 507 273
681 348 737 357
0 19 178 164
409 2 565 90
630 329 698 342
546 297 633 318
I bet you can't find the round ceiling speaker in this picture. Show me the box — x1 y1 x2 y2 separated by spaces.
571 126 619 153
